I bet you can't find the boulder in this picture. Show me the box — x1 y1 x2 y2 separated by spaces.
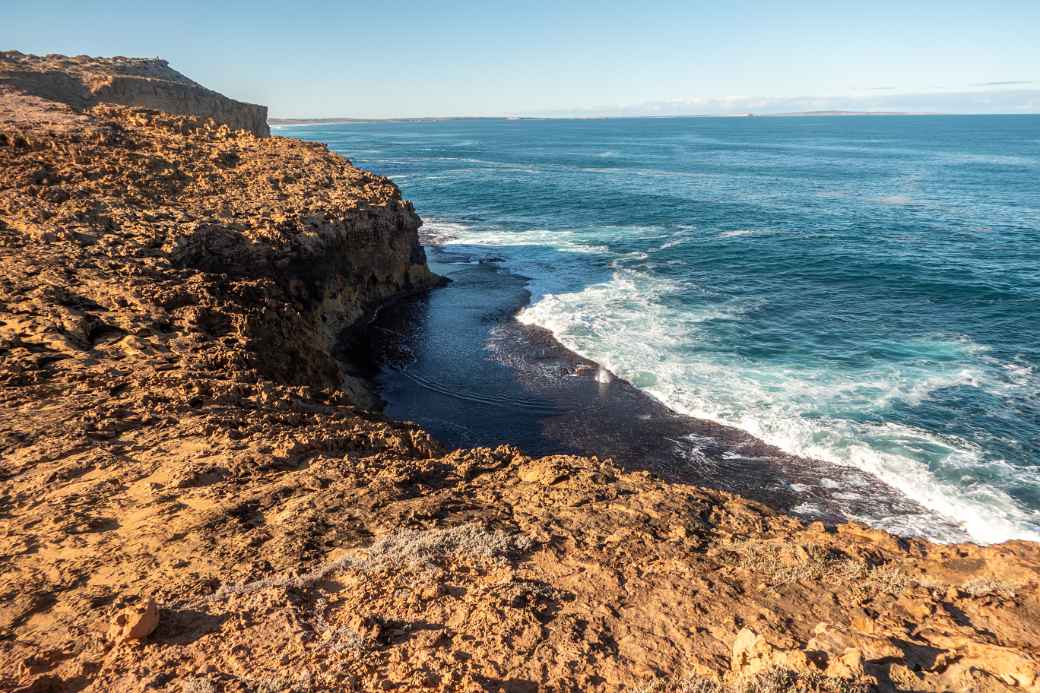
108 599 159 643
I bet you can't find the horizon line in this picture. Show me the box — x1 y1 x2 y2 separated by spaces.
269 110 1040 124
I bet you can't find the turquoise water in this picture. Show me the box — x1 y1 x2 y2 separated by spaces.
278 115 1040 544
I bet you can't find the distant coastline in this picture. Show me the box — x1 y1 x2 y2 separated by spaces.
267 110 1040 126
761 109 937 116
269 115 531 126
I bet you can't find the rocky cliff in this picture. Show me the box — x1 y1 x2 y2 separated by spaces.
1 57 1038 693
0 51 269 137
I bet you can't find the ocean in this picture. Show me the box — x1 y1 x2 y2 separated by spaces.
277 115 1040 545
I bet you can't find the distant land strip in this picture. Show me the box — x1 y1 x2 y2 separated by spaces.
268 110 954 125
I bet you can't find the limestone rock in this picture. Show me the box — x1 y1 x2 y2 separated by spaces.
730 627 810 676
824 647 865 679
0 51 269 136
107 600 159 643
518 459 569 485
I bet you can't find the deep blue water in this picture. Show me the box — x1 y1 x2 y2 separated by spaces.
279 115 1040 543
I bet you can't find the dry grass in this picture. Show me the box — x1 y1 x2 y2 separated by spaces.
734 666 872 693
961 577 1018 600
730 541 848 586
210 523 533 601
851 562 914 598
635 673 724 693
311 597 368 654
638 667 871 693
180 671 320 692
251 674 316 693
179 678 216 693
728 540 914 598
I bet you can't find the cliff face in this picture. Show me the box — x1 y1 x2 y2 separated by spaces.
1 57 1039 693
0 99 437 404
0 51 270 136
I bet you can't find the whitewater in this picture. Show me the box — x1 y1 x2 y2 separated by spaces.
278 114 1040 544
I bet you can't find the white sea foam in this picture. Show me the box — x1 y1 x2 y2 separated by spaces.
790 502 825 517
420 220 475 244
943 153 1038 167
422 219 1040 545
717 228 780 239
513 267 1040 545
427 221 609 256
612 251 650 264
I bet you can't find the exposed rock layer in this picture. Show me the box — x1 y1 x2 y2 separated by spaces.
0 52 269 137
1 58 1038 692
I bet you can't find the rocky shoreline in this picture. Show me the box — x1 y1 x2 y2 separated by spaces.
365 240 969 542
1 55 1038 692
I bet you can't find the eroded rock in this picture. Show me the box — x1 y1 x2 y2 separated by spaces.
107 600 159 643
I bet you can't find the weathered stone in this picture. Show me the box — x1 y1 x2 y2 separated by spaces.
0 52 269 136
107 600 159 643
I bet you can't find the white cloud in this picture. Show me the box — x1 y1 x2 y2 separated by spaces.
530 89 1040 118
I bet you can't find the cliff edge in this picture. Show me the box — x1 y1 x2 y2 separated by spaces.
1 56 1038 692
0 51 270 137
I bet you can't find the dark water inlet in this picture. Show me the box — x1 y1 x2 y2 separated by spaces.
361 245 965 541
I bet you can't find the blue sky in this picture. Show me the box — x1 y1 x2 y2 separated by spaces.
4 0 1038 117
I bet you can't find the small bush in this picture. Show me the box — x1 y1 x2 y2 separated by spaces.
728 540 914 598
730 542 856 587
961 577 1017 600
180 678 216 693
857 562 912 596
638 667 871 693
635 673 724 693
734 666 871 693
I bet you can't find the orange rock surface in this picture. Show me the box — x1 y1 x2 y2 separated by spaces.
0 51 269 137
1 56 1038 692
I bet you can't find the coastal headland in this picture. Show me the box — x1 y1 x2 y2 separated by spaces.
1 54 1038 692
